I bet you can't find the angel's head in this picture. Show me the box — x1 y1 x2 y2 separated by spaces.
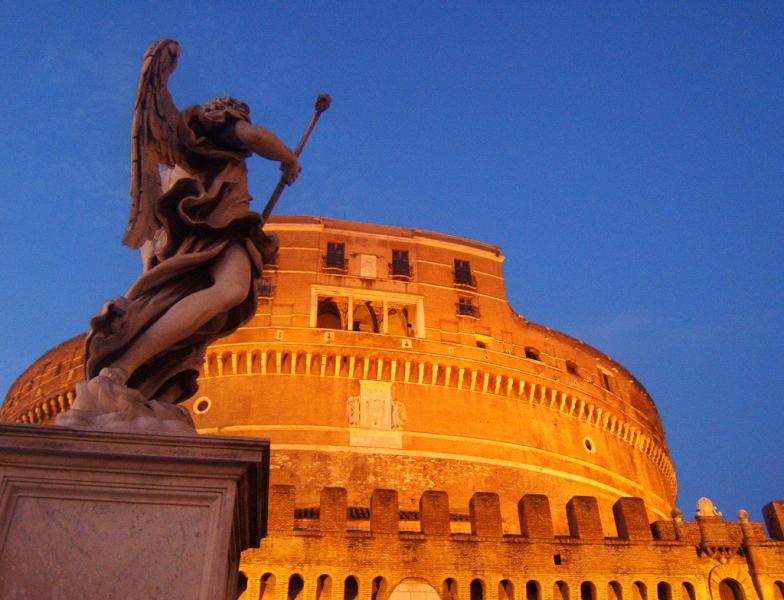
202 96 250 118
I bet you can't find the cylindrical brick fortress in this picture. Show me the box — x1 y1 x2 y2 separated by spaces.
1 215 676 533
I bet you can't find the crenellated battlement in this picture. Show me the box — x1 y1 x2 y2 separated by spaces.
239 488 784 600
267 485 784 547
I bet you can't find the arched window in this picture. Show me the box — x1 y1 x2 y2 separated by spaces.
581 583 596 600
317 575 333 600
772 583 784 600
260 573 276 600
288 575 305 600
352 302 379 333
658 583 672 600
471 579 485 600
719 579 744 600
387 308 410 337
682 583 695 600
633 582 647 600
608 582 623 600
525 347 541 361
500 580 515 600
443 578 458 600
372 577 388 600
345 576 359 600
317 299 342 329
526 581 541 600
554 581 569 600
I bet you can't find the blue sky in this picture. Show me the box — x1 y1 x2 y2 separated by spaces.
1 2 782 523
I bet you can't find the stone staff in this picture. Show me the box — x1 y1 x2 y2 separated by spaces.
260 93 332 223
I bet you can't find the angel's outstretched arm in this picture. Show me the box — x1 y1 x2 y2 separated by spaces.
234 120 301 184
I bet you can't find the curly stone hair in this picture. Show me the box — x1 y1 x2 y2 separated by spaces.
202 96 250 116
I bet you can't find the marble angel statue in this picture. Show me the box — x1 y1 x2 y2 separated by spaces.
58 39 306 433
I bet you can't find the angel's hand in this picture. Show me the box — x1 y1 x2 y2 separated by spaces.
281 157 302 185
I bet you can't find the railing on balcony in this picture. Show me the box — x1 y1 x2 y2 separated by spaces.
453 271 477 289
389 261 413 280
257 278 274 298
322 255 348 273
456 300 480 318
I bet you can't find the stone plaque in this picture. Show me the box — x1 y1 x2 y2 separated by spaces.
360 254 377 279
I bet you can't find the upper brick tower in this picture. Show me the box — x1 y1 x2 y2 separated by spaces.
1 215 676 533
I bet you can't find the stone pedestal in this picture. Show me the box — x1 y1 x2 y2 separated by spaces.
0 423 269 600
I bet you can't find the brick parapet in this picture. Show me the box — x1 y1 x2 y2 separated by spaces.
242 486 784 600
764 501 784 541
267 485 783 545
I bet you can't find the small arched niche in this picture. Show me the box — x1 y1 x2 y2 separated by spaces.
633 582 648 600
372 577 389 600
470 580 485 600
236 571 248 600
345 576 359 600
443 579 458 600
773 582 784 600
554 581 569 600
526 581 541 600
657 583 672 600
500 580 515 600
260 573 276 600
581 582 596 600
608 581 623 600
773 581 784 600
718 579 744 600
288 575 305 600
681 583 695 600
316 575 333 600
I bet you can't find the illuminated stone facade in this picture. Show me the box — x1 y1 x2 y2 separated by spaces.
2 215 783 600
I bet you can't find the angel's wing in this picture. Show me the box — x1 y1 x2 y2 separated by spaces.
122 39 182 249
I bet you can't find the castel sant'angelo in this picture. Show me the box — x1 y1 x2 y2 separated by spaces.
2 215 783 600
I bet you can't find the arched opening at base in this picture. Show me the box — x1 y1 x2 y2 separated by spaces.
317 299 342 329
373 577 389 600
260 573 276 600
388 579 441 600
526 581 541 600
317 575 333 600
633 582 647 600
236 571 248 599
719 579 744 600
288 575 305 600
554 581 569 600
608 581 623 600
773 582 784 600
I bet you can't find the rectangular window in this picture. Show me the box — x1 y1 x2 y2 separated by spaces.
391 249 411 277
454 259 475 287
457 296 479 318
325 242 346 269
601 372 612 390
